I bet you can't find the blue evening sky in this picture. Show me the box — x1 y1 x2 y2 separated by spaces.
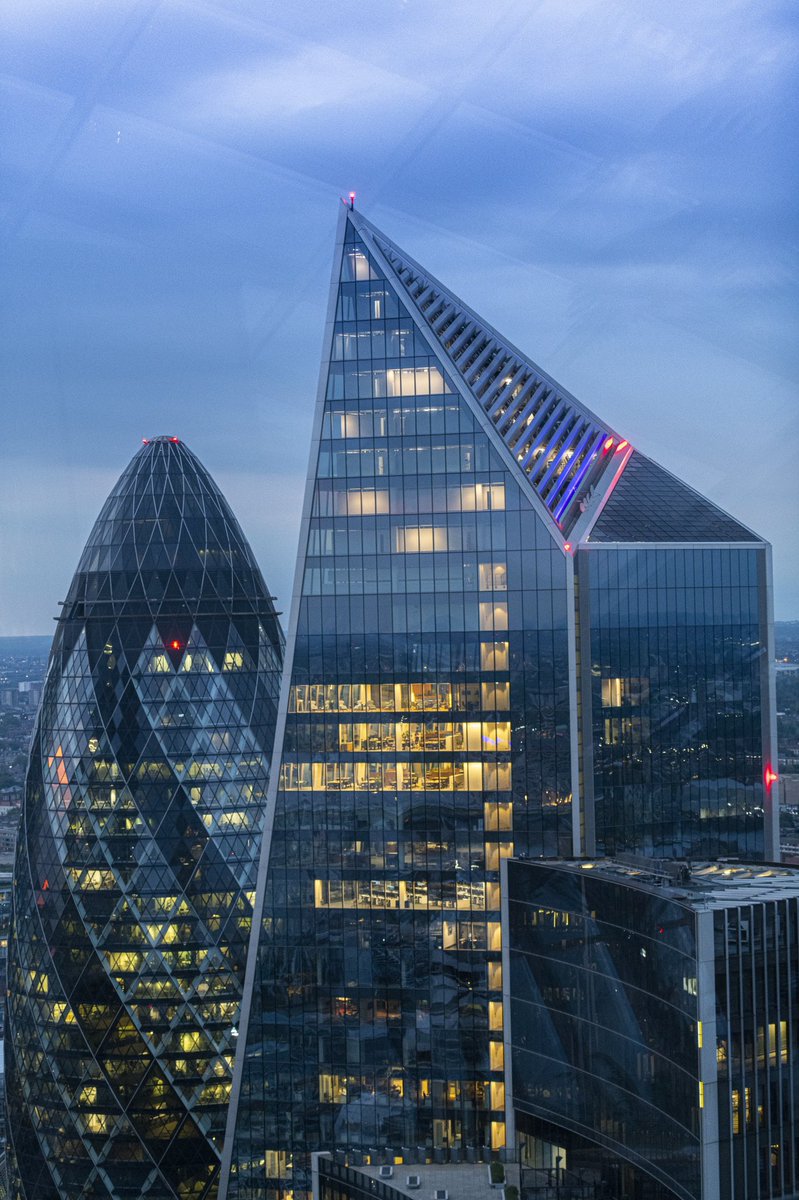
1 0 797 633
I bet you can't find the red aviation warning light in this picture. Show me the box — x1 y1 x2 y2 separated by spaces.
615 440 629 453
765 765 779 790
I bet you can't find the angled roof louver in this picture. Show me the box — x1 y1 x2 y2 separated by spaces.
350 212 624 535
350 210 760 546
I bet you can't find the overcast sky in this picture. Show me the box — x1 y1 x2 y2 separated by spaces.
1 0 797 634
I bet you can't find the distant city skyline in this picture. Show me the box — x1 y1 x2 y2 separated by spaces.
1 0 797 634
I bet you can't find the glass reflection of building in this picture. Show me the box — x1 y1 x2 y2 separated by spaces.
221 206 777 1199
505 856 799 1200
581 459 774 859
5 438 283 1200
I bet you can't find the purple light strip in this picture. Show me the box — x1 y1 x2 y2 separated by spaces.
553 429 608 522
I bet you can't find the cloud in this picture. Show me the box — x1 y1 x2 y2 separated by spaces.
0 460 119 635
295 0 797 125
0 0 98 26
2 0 796 629
213 467 306 609
172 42 433 131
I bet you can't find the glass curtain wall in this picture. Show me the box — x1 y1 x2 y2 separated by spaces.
714 899 799 1199
581 546 766 858
227 219 573 1197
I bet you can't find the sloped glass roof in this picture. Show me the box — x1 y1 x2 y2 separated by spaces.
589 451 759 542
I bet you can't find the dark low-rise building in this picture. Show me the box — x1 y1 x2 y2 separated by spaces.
504 856 799 1199
312 1152 520 1200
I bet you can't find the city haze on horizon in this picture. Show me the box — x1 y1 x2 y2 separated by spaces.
1 0 797 635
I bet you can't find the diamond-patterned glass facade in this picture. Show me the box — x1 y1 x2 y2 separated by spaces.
5 437 284 1200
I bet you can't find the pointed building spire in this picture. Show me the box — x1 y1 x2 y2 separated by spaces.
346 209 625 535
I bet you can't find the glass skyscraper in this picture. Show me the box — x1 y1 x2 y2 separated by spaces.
6 437 284 1200
221 206 777 1199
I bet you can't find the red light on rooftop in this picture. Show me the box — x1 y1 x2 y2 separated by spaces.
615 440 629 453
765 765 779 790
169 436 180 443
142 438 150 445
170 640 182 651
603 437 614 452
563 542 572 553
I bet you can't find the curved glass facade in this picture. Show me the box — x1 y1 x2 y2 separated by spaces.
507 857 799 1200
5 437 284 1200
506 858 702 1199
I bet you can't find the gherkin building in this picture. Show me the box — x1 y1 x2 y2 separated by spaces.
5 437 284 1200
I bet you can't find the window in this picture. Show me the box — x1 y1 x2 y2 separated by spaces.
480 642 509 671
482 682 510 710
600 676 649 706
461 482 505 511
395 526 448 553
479 602 508 631
479 562 507 591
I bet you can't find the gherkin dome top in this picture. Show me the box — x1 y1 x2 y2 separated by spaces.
64 435 277 625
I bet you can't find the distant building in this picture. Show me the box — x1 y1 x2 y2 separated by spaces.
0 683 42 710
14 682 42 708
505 856 799 1200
